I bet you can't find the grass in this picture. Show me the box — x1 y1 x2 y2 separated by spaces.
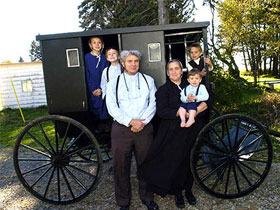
240 70 280 91
0 106 48 147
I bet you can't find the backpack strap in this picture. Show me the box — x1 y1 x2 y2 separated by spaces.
116 74 121 108
106 63 111 82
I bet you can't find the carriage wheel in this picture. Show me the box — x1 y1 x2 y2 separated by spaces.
191 114 273 199
92 132 112 163
78 143 112 163
13 115 103 204
210 106 221 121
99 144 112 163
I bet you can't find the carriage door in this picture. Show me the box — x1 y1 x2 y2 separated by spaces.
41 37 87 114
121 31 166 87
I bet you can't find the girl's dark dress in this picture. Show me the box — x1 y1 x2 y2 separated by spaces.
138 79 213 197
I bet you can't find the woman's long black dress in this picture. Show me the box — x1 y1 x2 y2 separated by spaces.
138 79 213 197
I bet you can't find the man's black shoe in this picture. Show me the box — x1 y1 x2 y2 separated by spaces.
119 205 129 210
174 194 185 208
185 191 197 205
141 200 159 210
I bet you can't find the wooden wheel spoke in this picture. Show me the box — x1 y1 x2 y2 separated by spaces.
232 162 241 193
30 166 52 188
43 167 56 198
202 137 227 154
57 167 61 202
235 126 251 149
26 132 52 155
18 158 51 162
234 160 253 187
224 119 233 150
67 164 97 178
224 163 232 195
196 157 227 171
238 147 268 156
197 151 226 157
65 144 94 158
60 166 76 199
22 163 51 176
238 157 268 164
62 131 85 155
63 166 87 191
233 119 241 149
60 122 71 153
38 122 56 154
237 161 262 177
211 163 227 191
19 144 51 158
237 134 264 154
210 127 230 152
201 161 228 182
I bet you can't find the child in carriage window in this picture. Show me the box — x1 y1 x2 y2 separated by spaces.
178 68 209 127
84 36 109 132
101 47 122 100
186 43 213 85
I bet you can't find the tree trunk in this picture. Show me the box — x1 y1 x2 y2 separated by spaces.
242 44 249 71
263 44 267 74
229 55 240 77
272 53 279 76
251 48 257 86
157 0 168 24
257 44 262 75
269 56 272 74
246 46 252 71
263 55 267 74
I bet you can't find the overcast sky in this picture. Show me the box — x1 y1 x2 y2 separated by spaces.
0 0 211 63
0 0 82 63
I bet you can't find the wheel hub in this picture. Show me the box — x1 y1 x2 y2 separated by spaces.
51 154 70 167
227 152 238 162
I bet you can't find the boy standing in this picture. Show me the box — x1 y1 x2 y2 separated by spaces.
186 43 213 84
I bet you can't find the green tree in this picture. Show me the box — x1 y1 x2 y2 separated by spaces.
18 56 24 63
29 40 42 62
78 0 196 30
201 0 240 78
217 0 280 81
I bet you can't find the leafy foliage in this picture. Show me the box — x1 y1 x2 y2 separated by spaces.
217 0 280 77
78 0 196 30
209 69 263 111
29 40 42 62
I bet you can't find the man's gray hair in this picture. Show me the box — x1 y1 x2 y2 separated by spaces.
120 50 142 63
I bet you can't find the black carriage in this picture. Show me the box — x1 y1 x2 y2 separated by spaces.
13 22 277 205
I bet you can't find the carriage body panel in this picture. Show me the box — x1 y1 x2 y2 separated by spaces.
36 22 210 114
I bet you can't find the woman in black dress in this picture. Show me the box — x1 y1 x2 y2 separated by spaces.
138 59 214 208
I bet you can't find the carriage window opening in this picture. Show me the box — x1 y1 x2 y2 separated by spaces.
66 48 80 67
148 43 161 62
22 80 32 93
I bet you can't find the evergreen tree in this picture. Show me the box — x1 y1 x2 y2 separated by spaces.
29 40 42 62
18 56 24 63
78 0 196 30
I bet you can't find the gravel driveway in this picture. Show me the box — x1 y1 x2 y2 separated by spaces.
0 146 279 210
